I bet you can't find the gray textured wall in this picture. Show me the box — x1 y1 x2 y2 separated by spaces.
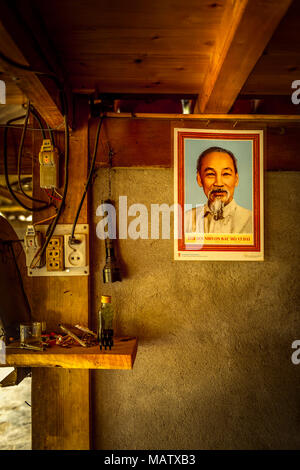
91 169 300 450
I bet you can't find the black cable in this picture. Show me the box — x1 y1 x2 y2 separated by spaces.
29 105 46 139
17 102 50 206
0 51 67 117
4 116 51 212
0 52 70 267
70 115 104 241
17 102 31 195
46 122 55 146
0 51 63 91
0 122 64 132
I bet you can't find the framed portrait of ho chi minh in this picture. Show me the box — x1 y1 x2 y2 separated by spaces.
174 128 264 261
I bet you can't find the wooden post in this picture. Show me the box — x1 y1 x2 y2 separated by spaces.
31 96 91 450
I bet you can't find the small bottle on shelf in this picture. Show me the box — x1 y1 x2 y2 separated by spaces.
98 295 114 350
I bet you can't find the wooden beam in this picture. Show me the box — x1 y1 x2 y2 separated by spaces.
0 71 26 105
31 96 90 450
89 116 300 171
195 0 293 113
195 0 248 113
103 112 300 122
0 1 68 128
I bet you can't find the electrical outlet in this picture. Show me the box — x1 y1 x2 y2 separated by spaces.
46 236 64 271
25 225 44 268
28 224 89 276
64 234 87 268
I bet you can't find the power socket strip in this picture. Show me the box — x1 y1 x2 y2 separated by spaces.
27 224 89 277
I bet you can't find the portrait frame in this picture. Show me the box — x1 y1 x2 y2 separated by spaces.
174 128 264 261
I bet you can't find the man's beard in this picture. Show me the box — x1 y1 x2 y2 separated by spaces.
207 188 230 221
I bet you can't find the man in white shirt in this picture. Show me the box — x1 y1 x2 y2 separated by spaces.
185 147 252 234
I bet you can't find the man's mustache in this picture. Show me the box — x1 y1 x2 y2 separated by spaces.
208 188 230 197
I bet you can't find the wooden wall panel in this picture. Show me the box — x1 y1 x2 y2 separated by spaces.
90 116 300 171
93 117 171 168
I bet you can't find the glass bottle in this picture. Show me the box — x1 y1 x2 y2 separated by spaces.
98 295 114 350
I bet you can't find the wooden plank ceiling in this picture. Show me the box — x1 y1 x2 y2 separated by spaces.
241 0 300 96
33 0 221 95
34 0 295 112
0 0 298 116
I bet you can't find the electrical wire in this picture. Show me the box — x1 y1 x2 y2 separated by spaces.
30 112 69 268
46 122 55 146
0 51 63 93
0 50 67 118
4 116 51 212
54 188 63 199
70 115 105 242
17 102 31 195
0 122 65 132
29 105 46 139
44 188 61 201
1 51 70 269
17 102 50 206
33 214 56 226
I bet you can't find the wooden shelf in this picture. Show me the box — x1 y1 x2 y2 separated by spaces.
2 337 138 370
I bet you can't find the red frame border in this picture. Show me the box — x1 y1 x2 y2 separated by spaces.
177 131 261 253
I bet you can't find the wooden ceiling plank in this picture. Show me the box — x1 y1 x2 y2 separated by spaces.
42 28 216 57
33 0 224 31
32 0 225 95
241 1 300 96
195 0 293 113
0 2 67 128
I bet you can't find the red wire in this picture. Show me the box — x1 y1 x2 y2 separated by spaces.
44 188 62 201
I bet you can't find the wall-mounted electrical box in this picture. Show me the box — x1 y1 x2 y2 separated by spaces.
39 139 59 189
26 224 89 277
24 225 44 268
